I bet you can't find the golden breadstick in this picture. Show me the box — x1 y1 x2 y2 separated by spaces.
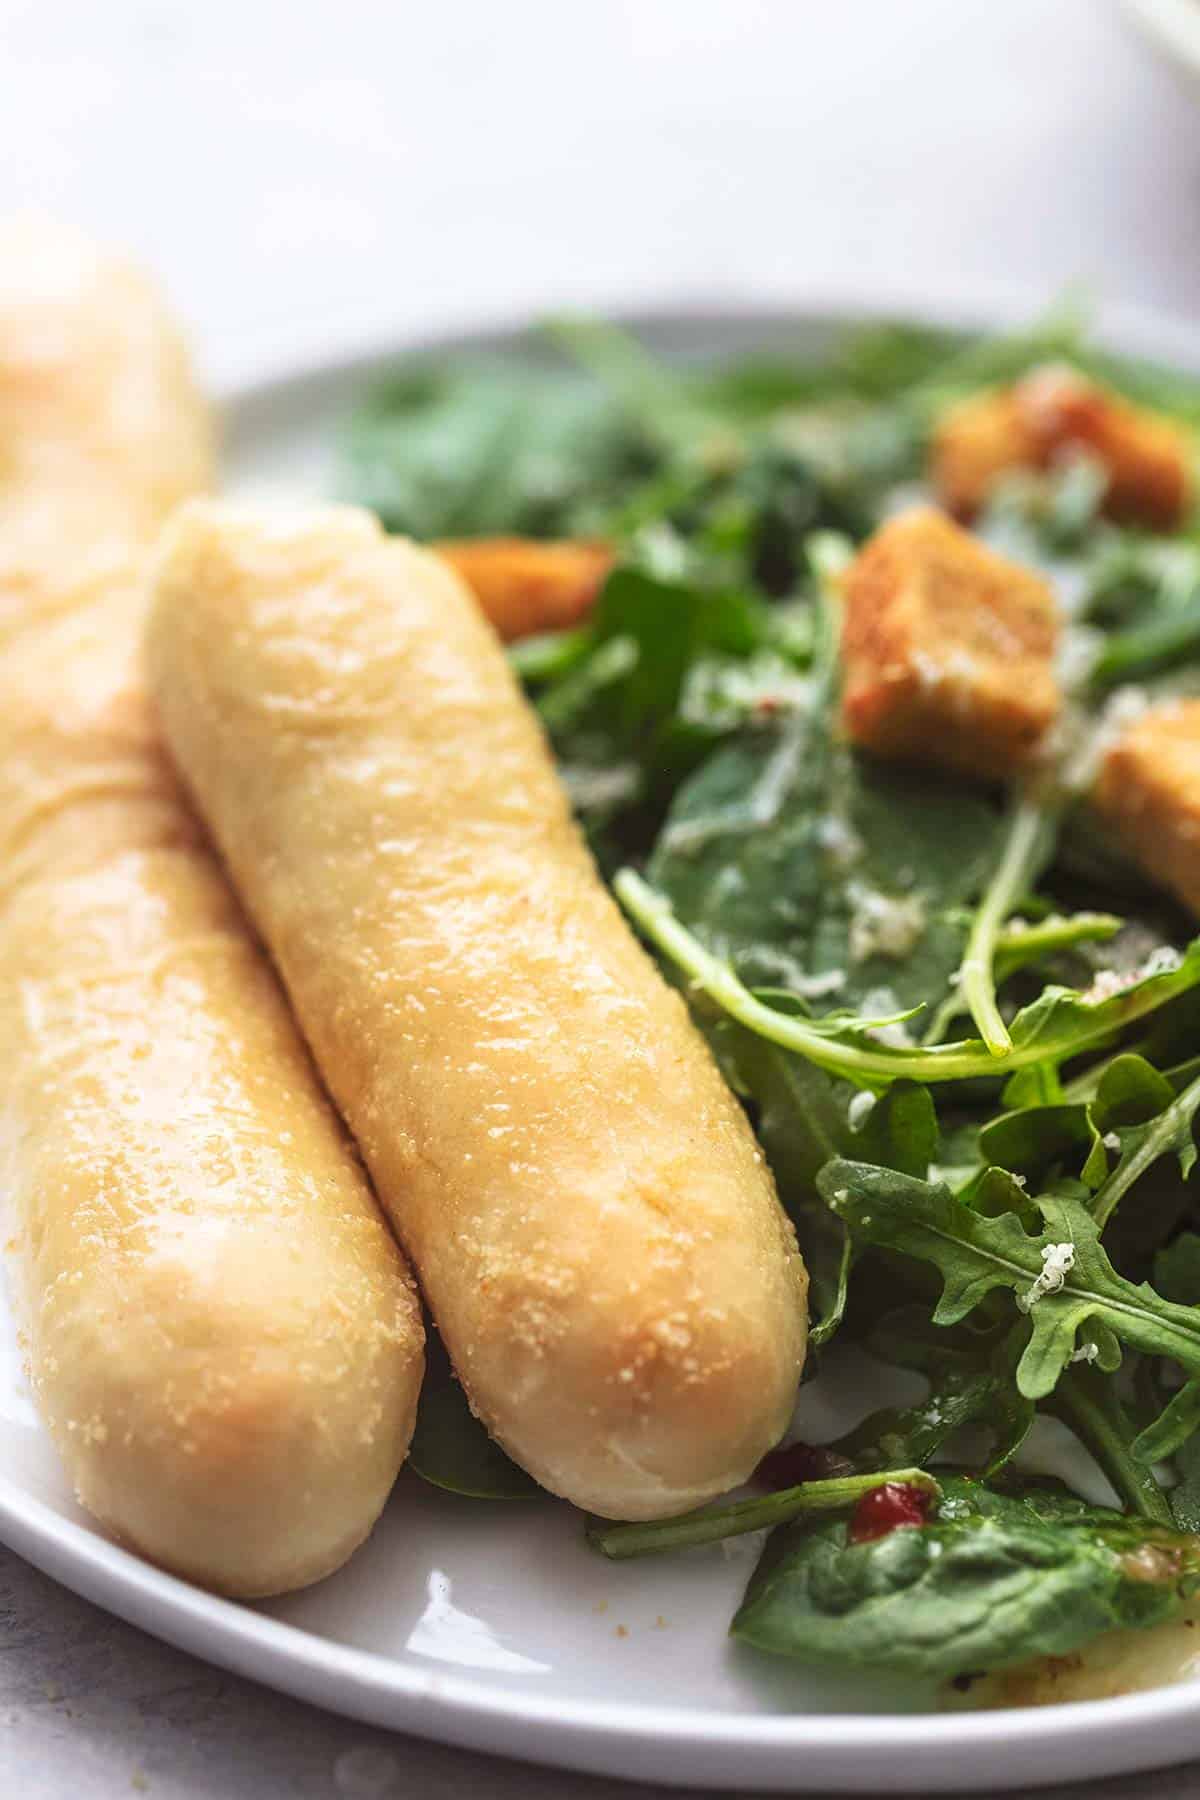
0 220 422 1596
148 503 808 1522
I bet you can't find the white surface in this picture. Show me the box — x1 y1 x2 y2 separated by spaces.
5 303 1200 1795
5 2 1200 1795
1125 0 1200 88
4 0 1200 390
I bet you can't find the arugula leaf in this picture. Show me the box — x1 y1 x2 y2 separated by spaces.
1155 1231 1200 1304
732 1474 1198 1680
617 872 1200 1088
851 1081 938 1177
527 565 780 856
819 1160 1200 1400
974 1052 1181 1195
408 1330 541 1500
1133 1234 1200 1468
1090 1065 1200 1228
977 1101 1107 1193
1132 1380 1200 1465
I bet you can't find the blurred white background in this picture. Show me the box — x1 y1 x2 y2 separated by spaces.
4 0 1198 387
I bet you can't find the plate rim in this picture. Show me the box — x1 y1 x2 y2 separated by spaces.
12 291 1200 1792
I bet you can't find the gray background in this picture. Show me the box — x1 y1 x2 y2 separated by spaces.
4 0 1200 1793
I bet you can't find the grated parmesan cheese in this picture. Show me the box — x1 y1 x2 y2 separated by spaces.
1082 944 1182 1006
816 814 863 871
794 968 847 1000
848 1090 876 1129
847 883 927 965
1016 1242 1076 1313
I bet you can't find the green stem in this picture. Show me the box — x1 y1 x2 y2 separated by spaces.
614 870 1188 1088
993 911 1122 983
960 800 1056 1057
1091 1067 1200 1229
508 626 592 684
1053 1366 1176 1527
1090 609 1200 694
543 315 711 452
925 911 1122 1048
587 1467 940 1561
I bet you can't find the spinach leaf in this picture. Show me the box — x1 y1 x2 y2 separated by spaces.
819 1160 1200 1400
731 1475 1198 1679
647 709 1004 1018
408 1330 541 1500
715 991 936 1350
720 1030 854 1349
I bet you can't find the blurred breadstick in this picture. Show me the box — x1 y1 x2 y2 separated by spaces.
0 219 423 1597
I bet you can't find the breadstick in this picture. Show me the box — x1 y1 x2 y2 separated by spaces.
148 503 808 1521
0 221 422 1596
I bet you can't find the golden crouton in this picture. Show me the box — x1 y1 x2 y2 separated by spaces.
840 507 1060 781
435 536 613 641
933 364 1193 532
1093 700 1200 915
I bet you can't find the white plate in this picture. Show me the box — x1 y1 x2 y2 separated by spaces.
7 300 1200 1794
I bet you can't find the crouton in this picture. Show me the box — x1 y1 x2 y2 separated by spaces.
436 536 613 641
932 364 1193 532
1093 699 1200 915
840 507 1060 781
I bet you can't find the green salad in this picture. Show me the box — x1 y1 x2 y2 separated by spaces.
340 305 1200 1689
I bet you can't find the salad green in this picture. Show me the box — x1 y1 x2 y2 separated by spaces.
341 306 1200 1688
